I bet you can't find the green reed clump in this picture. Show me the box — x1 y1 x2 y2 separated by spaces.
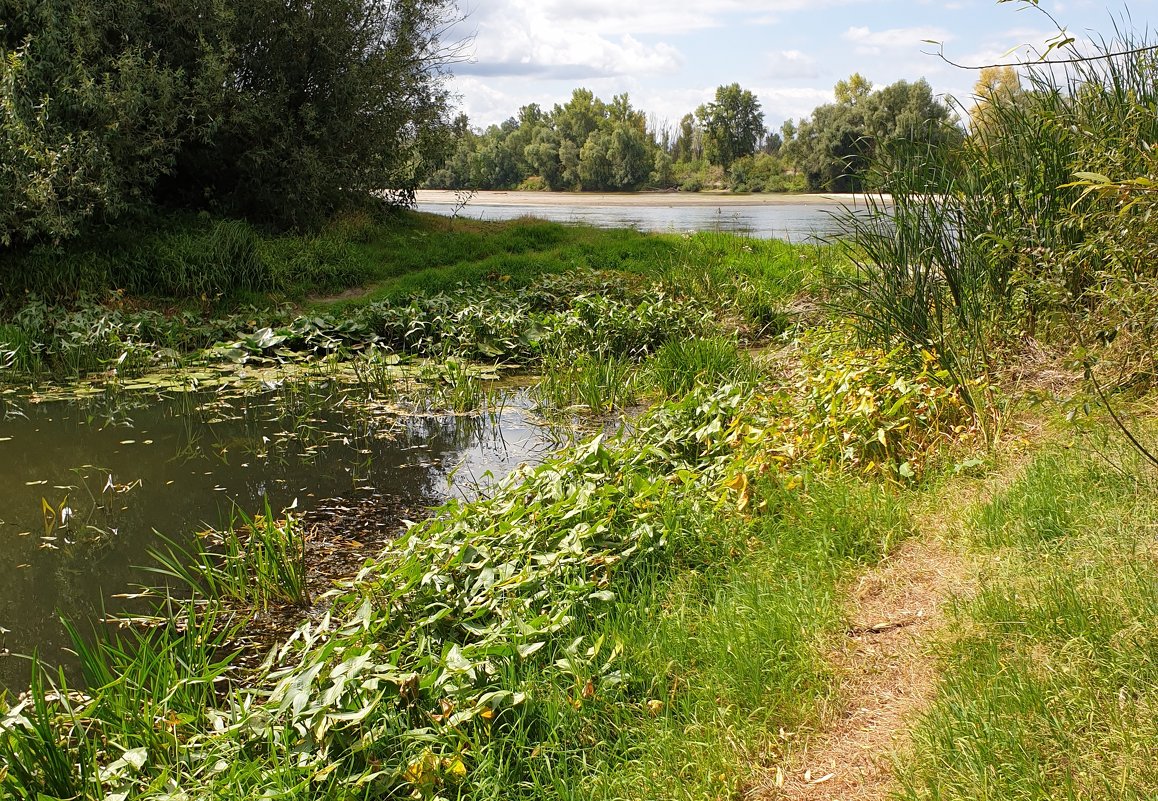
838 22 1158 386
531 353 638 416
644 336 761 398
151 504 311 610
0 668 101 800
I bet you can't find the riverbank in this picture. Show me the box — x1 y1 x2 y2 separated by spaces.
3 212 1158 801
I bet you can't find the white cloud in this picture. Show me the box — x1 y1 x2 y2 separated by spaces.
842 25 954 57
764 49 820 80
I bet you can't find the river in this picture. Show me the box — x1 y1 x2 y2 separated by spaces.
416 190 878 242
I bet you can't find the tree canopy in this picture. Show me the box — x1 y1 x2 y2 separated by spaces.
783 75 962 192
1 0 461 244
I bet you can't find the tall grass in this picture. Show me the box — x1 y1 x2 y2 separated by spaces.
838 23 1158 385
531 353 638 415
150 503 311 610
644 336 762 397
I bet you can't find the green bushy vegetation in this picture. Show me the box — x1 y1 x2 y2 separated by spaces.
840 25 1158 388
0 0 458 244
2 333 968 800
0 214 823 381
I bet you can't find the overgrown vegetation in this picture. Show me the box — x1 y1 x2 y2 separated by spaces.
1 333 974 799
1 0 459 244
840 21 1158 390
5 6 1158 801
0 215 821 381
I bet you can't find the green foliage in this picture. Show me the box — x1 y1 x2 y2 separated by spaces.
0 0 189 245
531 353 638 416
840 21 1158 385
1 0 459 243
151 506 312 610
644 336 760 398
426 84 792 192
696 83 766 168
783 76 961 192
738 344 977 482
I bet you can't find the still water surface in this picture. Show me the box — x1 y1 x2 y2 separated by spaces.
0 387 553 690
417 194 864 242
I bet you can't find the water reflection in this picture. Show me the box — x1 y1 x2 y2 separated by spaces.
417 197 864 242
0 386 553 691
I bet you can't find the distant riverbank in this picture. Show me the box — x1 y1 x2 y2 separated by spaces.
417 190 886 208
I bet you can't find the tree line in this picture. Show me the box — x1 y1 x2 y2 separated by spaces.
427 75 962 194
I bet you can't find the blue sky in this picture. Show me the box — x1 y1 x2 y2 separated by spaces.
444 1 1129 132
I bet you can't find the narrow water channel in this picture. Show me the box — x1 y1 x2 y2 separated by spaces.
0 385 555 691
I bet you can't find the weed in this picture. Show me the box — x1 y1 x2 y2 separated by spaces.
644 336 760 398
150 502 311 611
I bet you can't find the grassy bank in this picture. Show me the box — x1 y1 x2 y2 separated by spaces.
0 211 822 382
896 420 1158 800
0 327 980 799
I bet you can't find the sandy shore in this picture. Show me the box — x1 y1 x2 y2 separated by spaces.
416 190 883 208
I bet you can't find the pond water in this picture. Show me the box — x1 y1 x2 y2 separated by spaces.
0 384 554 691
416 193 868 242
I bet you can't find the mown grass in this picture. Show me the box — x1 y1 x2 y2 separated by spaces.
896 422 1158 800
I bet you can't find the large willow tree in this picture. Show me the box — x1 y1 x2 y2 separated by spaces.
0 0 461 243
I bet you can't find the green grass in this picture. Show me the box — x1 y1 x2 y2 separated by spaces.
896 425 1158 800
149 503 311 611
644 336 762 398
0 361 937 801
530 353 639 416
1 211 828 382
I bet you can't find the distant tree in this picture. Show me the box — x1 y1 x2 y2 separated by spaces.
696 83 766 167
578 122 651 190
673 113 701 162
834 72 873 105
524 127 565 189
554 89 607 146
970 66 1023 135
785 76 961 191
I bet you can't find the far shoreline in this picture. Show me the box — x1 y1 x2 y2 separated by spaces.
416 189 889 208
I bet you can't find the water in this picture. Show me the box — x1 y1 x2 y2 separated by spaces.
416 193 869 242
0 385 554 691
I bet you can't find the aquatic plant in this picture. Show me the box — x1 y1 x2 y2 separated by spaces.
150 503 311 611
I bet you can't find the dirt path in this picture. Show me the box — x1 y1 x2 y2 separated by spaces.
754 432 1043 801
756 536 970 800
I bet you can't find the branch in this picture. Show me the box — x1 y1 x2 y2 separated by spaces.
927 0 1157 71
927 41 1158 71
1089 366 1158 472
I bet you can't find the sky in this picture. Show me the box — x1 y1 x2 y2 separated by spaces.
442 0 1130 133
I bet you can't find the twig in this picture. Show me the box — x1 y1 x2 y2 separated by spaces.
1089 367 1158 472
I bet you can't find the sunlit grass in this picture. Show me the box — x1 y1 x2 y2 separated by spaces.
896 425 1158 800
